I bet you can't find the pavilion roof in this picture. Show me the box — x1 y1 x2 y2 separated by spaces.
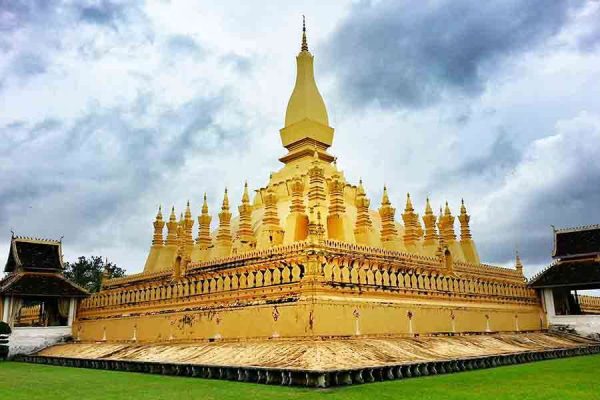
4 235 64 273
0 272 88 298
529 259 600 290
553 225 600 260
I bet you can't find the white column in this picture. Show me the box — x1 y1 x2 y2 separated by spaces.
543 288 556 322
67 298 76 327
1 297 9 323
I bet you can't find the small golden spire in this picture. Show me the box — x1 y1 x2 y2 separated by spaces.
460 198 467 215
515 249 524 274
169 206 177 222
242 181 250 203
425 197 433 214
301 15 308 52
381 186 391 206
444 201 452 216
405 193 414 212
357 179 365 196
185 200 192 220
196 193 212 249
152 205 165 246
222 188 229 210
202 193 208 214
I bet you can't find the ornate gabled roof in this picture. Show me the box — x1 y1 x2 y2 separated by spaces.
4 235 64 273
0 272 88 297
552 224 600 259
529 259 600 289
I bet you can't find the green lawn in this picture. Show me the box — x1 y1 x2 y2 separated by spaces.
1 355 599 400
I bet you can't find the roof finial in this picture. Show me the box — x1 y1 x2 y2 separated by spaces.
301 15 308 52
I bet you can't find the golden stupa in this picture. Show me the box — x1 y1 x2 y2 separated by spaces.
73 19 542 342
32 21 600 388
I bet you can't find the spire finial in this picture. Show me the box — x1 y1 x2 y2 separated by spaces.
381 185 390 205
515 248 524 273
460 198 467 214
405 192 414 211
242 181 250 203
185 200 192 220
301 15 308 52
425 197 433 214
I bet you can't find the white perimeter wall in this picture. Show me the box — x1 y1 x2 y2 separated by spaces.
8 326 72 358
542 288 600 337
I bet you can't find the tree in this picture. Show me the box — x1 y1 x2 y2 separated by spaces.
64 256 126 293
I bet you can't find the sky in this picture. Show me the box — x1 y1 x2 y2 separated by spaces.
1 0 599 277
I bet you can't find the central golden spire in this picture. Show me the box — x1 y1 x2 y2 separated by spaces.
280 17 334 164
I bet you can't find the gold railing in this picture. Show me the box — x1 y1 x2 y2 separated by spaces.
580 295 600 314
322 255 537 302
80 261 305 313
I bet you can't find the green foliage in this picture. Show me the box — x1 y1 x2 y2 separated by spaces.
63 256 125 293
1 355 600 399
0 321 11 335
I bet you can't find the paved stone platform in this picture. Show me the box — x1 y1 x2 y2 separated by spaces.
15 332 600 387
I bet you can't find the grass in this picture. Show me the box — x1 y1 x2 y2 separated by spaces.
1 355 599 400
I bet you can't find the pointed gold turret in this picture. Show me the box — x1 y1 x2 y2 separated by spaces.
215 188 233 257
237 182 256 247
458 199 480 263
440 201 457 242
327 171 348 241
379 186 399 246
458 199 471 241
515 250 524 275
165 206 178 246
354 179 377 246
152 206 165 246
183 201 194 249
260 187 285 247
196 194 212 250
422 198 438 245
402 193 419 247
280 17 334 164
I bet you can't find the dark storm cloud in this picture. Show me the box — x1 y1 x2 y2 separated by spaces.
77 0 127 25
438 131 521 184
0 0 60 32
0 92 232 246
323 0 577 109
475 115 600 268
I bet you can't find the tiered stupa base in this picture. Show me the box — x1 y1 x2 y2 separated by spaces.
17 332 600 387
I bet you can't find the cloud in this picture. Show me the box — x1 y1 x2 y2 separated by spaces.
323 0 576 109
0 91 232 251
576 5 600 51
473 112 600 269
437 130 521 184
77 0 128 26
0 0 598 280
10 52 47 77
165 34 203 59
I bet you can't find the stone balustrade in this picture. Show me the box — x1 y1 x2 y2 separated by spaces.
84 239 535 315
323 256 536 302
80 261 305 313
580 295 600 314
